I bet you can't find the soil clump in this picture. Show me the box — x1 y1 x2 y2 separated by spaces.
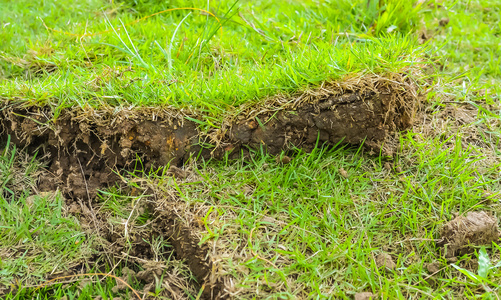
438 211 500 257
0 77 417 198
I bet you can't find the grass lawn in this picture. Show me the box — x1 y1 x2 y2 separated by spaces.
0 0 425 121
1 0 501 299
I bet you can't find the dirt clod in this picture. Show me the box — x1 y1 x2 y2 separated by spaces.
439 17 450 27
78 278 93 290
439 211 500 257
446 257 458 263
1 75 418 200
355 292 376 300
168 165 187 179
339 168 349 179
275 155 292 164
426 262 441 274
375 253 396 270
110 267 136 293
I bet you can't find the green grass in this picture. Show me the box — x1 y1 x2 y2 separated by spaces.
0 139 92 293
422 0 501 105
150 135 500 298
0 140 198 299
424 0 501 82
0 0 428 124
2 0 501 299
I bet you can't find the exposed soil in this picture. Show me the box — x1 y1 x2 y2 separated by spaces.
0 108 200 199
151 208 224 299
6 185 223 299
0 75 419 298
95 194 224 299
227 91 408 156
354 292 377 300
375 252 397 271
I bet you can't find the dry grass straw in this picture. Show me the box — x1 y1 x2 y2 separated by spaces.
234 71 421 119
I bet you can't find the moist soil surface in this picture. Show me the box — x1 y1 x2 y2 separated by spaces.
0 77 418 298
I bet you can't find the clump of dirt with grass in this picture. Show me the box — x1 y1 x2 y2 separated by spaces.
0 73 418 298
439 211 500 258
0 74 418 199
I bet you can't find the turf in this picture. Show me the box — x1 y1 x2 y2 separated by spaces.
0 0 427 123
1 0 501 299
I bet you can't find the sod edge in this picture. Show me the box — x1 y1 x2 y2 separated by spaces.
0 73 419 198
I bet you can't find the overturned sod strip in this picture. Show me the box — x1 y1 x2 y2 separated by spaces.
0 74 419 298
0 74 418 198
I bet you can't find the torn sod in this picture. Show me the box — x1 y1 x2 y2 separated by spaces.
0 74 419 198
0 74 420 297
438 211 500 258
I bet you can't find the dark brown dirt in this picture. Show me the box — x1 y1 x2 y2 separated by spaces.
438 211 500 257
226 91 410 156
1 108 199 199
151 210 223 299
